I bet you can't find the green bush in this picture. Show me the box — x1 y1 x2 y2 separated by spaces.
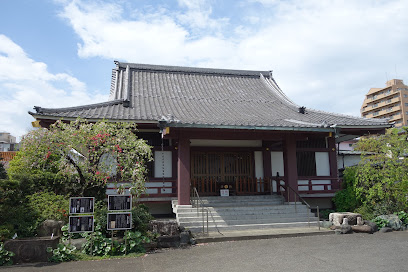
132 204 154 233
0 204 39 238
373 217 389 230
0 242 15 266
319 209 335 220
0 160 7 180
27 191 69 223
396 211 408 225
0 191 69 238
120 230 150 254
47 243 78 262
82 226 119 256
333 167 359 212
0 224 14 242
353 206 375 221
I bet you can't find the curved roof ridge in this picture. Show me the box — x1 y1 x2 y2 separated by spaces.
260 74 298 107
114 61 271 77
31 100 124 114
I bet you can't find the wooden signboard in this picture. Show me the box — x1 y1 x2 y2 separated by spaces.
69 216 94 233
70 197 94 214
108 195 132 211
107 213 132 230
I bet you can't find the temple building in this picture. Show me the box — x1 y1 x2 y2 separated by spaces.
30 62 390 217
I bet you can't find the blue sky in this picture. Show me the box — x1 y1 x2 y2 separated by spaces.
1 0 408 140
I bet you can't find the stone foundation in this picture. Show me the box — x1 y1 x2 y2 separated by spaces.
329 212 362 226
149 219 193 248
4 236 59 263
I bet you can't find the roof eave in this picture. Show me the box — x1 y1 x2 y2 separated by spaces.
165 122 335 132
29 113 158 124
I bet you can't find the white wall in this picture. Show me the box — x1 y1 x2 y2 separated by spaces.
254 151 264 179
315 152 330 176
271 151 284 177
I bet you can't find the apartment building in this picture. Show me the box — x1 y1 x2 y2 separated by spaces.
0 132 17 151
361 79 408 127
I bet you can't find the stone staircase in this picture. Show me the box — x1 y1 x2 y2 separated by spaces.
172 195 319 233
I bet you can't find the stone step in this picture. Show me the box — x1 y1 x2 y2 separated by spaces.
184 221 320 233
175 205 308 213
177 212 312 220
198 195 284 201
178 216 317 226
198 201 284 207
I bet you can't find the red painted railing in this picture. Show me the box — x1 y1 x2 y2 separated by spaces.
106 180 177 199
296 177 342 194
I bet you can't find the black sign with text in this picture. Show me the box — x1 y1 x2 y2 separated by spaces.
107 213 132 230
108 195 132 211
69 216 94 233
70 197 94 214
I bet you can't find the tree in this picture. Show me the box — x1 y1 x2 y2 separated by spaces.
0 159 7 180
334 128 408 218
8 119 152 199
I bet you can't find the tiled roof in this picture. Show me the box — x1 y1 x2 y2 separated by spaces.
30 62 390 130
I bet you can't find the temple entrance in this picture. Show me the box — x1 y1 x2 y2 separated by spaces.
191 151 254 195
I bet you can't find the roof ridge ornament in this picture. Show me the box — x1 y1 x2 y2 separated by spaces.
298 106 306 114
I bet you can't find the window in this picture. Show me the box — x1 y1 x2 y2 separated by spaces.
387 107 393 112
387 99 392 103
372 103 378 108
296 137 327 148
405 103 408 107
373 111 379 116
371 95 378 100
296 151 316 176
404 94 408 98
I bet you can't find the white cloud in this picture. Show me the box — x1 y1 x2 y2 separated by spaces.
0 35 107 140
57 0 408 119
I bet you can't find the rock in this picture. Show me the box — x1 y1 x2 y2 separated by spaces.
364 220 379 233
379 227 392 233
157 235 180 248
334 225 352 234
342 218 349 225
376 215 403 231
66 238 86 250
37 220 65 237
180 231 190 245
351 225 373 234
190 238 196 245
320 221 333 228
357 217 363 225
329 212 362 226
149 219 180 236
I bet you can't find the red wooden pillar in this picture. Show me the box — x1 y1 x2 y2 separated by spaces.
262 147 272 191
177 137 191 205
328 135 339 190
283 134 298 202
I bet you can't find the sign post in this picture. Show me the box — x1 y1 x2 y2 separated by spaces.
107 195 132 254
69 197 95 255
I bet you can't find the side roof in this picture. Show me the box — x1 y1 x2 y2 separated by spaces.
30 61 391 131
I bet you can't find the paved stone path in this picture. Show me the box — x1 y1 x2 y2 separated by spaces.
4 231 408 272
